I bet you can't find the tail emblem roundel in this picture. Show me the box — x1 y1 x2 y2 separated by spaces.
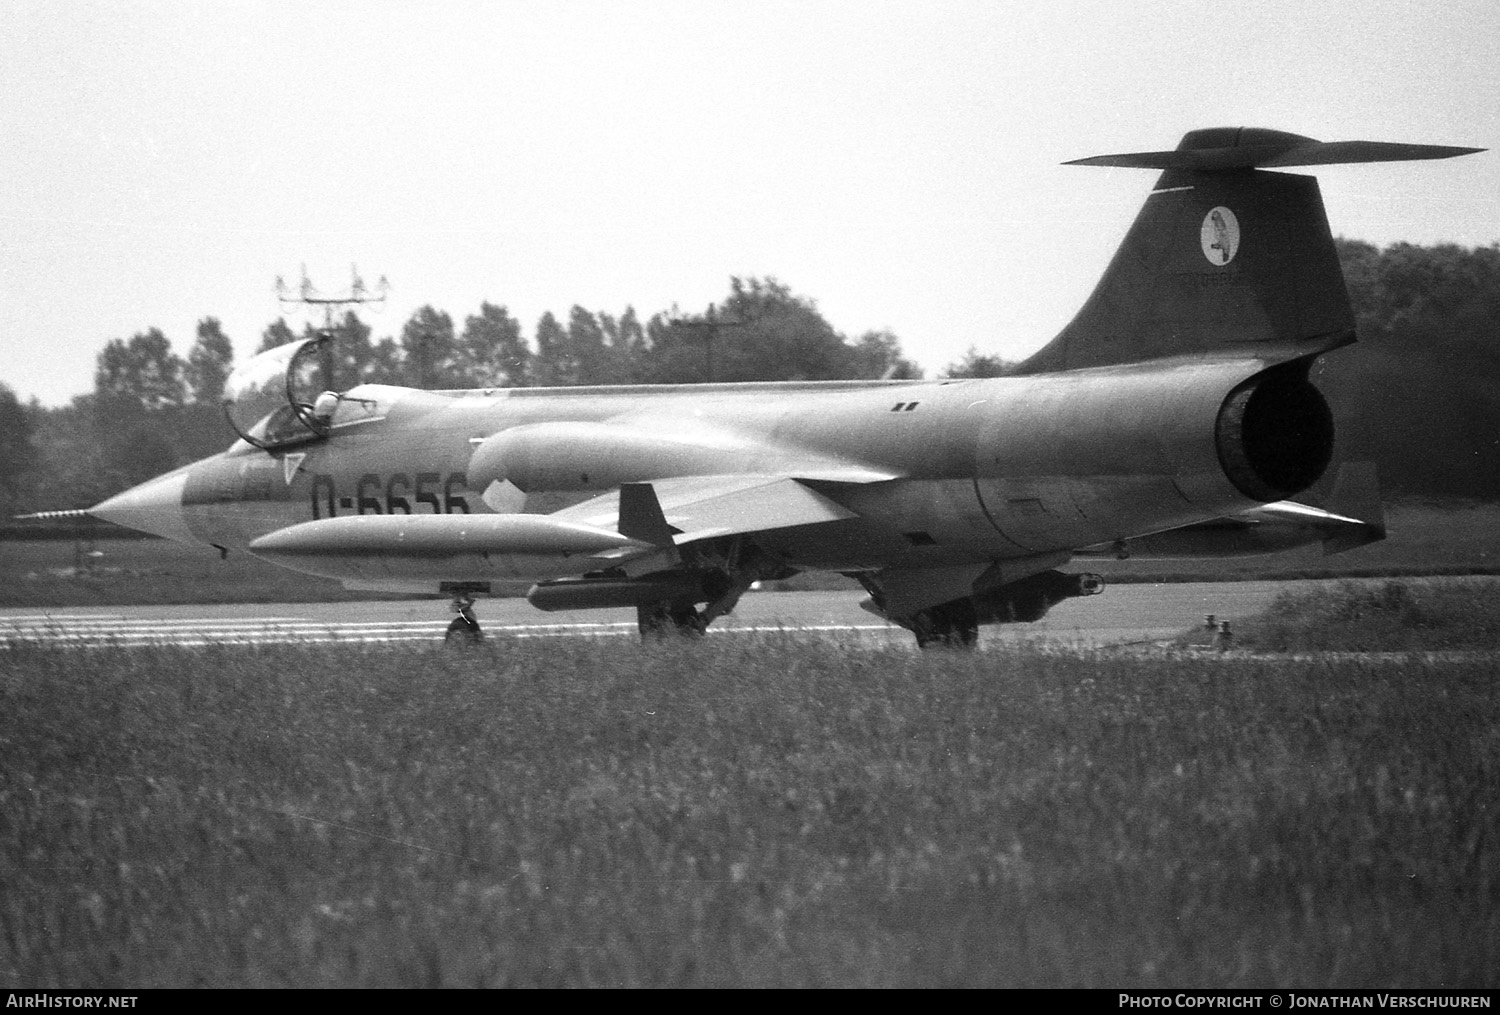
1200 206 1240 265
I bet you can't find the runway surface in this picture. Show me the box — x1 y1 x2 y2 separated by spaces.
0 580 1318 650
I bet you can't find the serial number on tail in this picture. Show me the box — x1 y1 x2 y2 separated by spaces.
310 472 471 518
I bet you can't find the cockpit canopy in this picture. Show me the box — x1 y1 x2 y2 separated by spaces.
223 335 381 451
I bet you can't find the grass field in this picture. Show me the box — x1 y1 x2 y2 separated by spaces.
4 499 1498 607
0 534 388 607
3 635 1497 988
1232 578 1500 652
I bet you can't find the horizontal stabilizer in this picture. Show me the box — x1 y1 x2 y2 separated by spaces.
1067 128 1482 171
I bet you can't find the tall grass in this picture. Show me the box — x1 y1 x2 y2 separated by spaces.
1239 578 1500 651
2 636 1496 987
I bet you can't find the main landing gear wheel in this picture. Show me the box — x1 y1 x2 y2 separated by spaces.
637 602 707 641
911 599 979 650
444 594 483 647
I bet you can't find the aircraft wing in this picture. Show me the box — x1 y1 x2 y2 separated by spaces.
547 474 860 546
523 474 866 619
246 472 864 591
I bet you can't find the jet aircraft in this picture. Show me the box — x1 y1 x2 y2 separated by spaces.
45 128 1482 646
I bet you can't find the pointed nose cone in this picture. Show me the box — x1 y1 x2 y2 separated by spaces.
90 469 199 544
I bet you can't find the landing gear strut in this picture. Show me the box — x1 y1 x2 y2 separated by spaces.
636 601 707 640
910 599 979 650
444 592 483 646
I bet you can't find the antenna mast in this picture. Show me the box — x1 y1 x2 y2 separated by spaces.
274 265 389 390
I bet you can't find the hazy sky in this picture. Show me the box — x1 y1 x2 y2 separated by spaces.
3 0 1496 406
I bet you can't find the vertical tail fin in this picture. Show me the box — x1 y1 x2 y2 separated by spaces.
1014 128 1482 374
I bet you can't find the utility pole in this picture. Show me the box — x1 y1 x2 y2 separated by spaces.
275 266 389 391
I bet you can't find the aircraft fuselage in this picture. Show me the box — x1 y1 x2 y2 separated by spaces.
159 352 1304 592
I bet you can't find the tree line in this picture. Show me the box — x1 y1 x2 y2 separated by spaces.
2 277 920 512
1316 239 1500 500
3 247 1499 515
89 275 923 409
